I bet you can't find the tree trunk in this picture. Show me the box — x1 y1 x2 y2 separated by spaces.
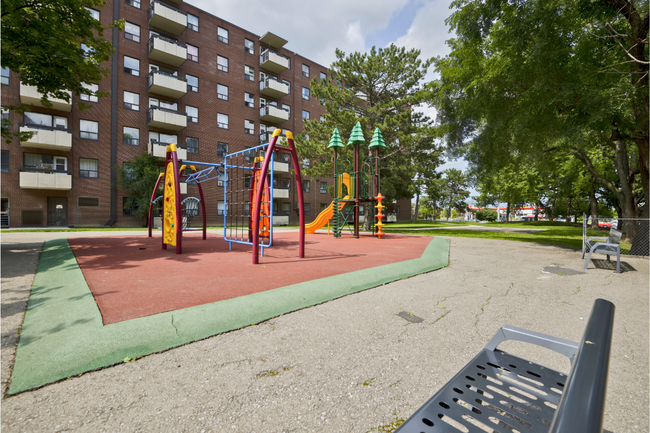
566 197 572 223
534 204 539 221
588 181 598 228
506 202 510 222
362 202 371 231
412 190 420 224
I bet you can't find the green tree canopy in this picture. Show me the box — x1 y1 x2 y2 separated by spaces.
1 0 123 140
115 152 161 223
431 0 648 218
296 44 438 203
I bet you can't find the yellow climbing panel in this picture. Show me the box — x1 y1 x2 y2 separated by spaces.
163 160 177 246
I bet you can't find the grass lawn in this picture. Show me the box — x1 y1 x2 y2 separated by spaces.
384 221 585 250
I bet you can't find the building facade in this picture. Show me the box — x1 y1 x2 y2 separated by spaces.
0 0 411 228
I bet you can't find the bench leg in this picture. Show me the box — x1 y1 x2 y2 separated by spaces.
616 249 620 274
584 250 594 269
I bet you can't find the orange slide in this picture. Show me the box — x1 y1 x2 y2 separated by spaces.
305 197 348 234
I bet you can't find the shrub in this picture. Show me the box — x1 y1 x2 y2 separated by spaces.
476 208 498 222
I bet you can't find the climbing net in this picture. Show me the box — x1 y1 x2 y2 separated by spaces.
223 143 274 251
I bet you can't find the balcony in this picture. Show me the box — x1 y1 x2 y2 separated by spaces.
259 105 289 124
148 35 187 67
147 71 187 99
273 186 289 199
259 32 288 50
272 215 289 226
259 50 290 74
19 123 72 152
148 1 187 35
20 84 72 112
259 78 289 99
148 140 188 160
273 161 289 173
147 107 187 131
19 168 72 190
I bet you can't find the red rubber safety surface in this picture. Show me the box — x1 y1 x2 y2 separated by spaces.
68 232 433 325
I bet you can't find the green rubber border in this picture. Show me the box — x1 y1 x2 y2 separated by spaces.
9 236 450 394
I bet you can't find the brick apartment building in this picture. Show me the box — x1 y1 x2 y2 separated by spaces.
0 0 411 228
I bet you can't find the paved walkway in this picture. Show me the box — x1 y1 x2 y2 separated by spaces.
1 232 648 432
384 224 548 233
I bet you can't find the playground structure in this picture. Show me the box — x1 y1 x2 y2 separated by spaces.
306 123 386 239
147 130 305 263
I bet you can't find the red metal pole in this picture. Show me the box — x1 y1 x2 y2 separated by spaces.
148 173 164 238
252 133 279 264
287 131 305 258
172 148 182 254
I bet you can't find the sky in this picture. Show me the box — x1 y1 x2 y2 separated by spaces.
187 0 472 193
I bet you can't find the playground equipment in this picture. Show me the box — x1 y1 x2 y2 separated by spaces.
306 123 385 238
146 129 305 263
375 193 385 239
146 143 208 254
250 129 305 264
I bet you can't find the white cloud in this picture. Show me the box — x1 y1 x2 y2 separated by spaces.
187 0 412 66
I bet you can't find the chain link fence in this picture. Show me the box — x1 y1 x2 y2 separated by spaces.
583 215 649 257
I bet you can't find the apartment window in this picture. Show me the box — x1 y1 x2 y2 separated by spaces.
281 202 291 215
81 43 93 58
125 0 140 8
320 72 327 81
123 126 139 146
80 83 99 103
245 120 254 135
217 142 228 157
245 92 255 108
79 197 99 207
24 112 68 129
217 56 228 73
217 113 228 129
186 137 198 154
217 27 228 44
320 182 327 193
320 115 325 122
1 67 9 85
302 110 310 121
125 22 140 42
305 203 310 216
1 150 9 173
185 74 198 92
123 197 135 216
244 65 254 81
320 203 328 212
187 13 199 32
186 106 198 123
244 147 254 162
85 8 99 20
282 79 290 93
245 39 254 54
282 178 291 189
302 87 310 100
124 56 139 76
149 132 177 145
303 180 310 193
80 120 98 140
302 64 310 78
217 84 228 100
187 44 198 62
1 107 8 130
149 98 177 111
396 206 401 215
24 153 67 171
303 158 310 168
79 158 99 178
123 91 139 111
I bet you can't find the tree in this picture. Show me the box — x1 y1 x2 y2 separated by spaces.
1 0 123 141
431 0 648 219
430 168 470 221
476 208 497 222
296 45 437 223
115 152 161 223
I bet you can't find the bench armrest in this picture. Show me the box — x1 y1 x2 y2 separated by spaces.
484 325 579 362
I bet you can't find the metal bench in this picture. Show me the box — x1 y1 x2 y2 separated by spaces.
395 299 615 433
582 228 622 273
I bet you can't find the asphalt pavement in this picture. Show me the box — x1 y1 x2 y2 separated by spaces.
1 231 648 432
